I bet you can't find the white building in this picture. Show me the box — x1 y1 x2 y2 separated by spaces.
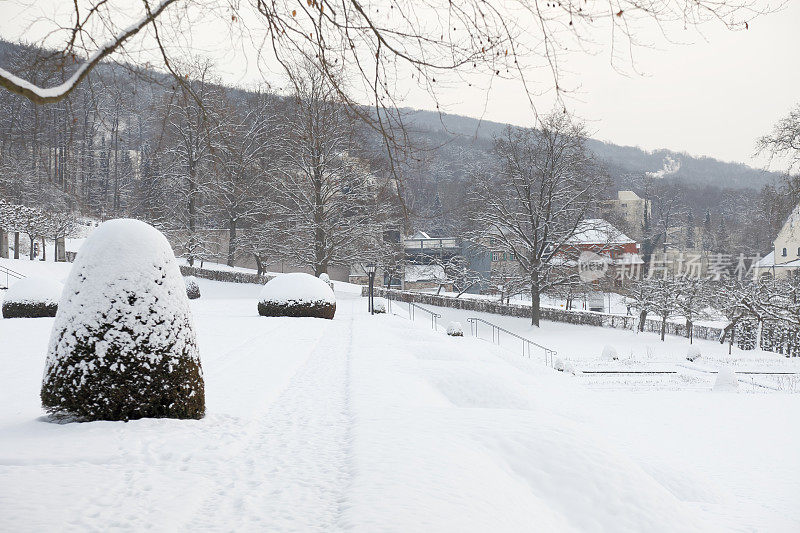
753 203 800 279
599 191 652 238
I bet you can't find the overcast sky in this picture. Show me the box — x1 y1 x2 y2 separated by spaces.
1 1 797 170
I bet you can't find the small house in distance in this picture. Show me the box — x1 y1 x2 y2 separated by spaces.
559 219 644 287
753 203 800 279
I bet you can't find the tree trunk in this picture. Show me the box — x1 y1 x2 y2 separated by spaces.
41 237 46 261
686 318 693 344
660 315 667 341
638 310 648 332
530 275 541 327
254 254 264 276
28 235 35 260
227 218 237 267
13 232 19 259
755 319 763 351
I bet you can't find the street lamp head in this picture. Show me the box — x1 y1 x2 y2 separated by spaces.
365 262 377 274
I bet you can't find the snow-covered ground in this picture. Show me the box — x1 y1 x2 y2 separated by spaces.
387 298 800 392
1 270 799 531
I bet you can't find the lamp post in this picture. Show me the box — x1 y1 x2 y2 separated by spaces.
366 262 377 314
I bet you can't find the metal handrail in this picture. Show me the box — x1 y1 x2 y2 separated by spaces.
385 291 441 330
466 317 558 367
0 264 25 289
408 301 441 330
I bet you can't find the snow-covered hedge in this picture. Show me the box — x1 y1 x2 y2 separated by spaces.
373 298 387 314
365 287 637 329
760 321 800 358
258 273 336 319
601 345 618 361
713 367 739 392
179 265 273 285
185 276 201 300
41 219 205 421
446 321 464 336
686 346 701 362
1 277 63 318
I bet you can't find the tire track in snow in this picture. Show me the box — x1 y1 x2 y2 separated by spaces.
184 304 357 532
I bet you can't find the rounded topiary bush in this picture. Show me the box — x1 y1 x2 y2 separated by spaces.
2 277 63 318
258 272 336 319
41 218 205 421
446 321 463 336
185 276 201 300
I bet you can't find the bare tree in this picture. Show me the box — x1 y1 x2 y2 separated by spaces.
212 92 279 266
270 65 385 276
469 111 604 326
756 103 800 173
0 0 774 160
676 277 710 343
154 62 223 265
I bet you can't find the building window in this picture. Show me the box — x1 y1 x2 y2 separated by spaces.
783 247 788 257
491 252 500 261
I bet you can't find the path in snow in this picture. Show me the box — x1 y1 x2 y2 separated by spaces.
186 302 356 531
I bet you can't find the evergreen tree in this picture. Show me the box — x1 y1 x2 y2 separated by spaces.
685 211 695 250
702 210 713 251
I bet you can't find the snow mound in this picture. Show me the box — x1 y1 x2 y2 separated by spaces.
601 344 618 361
713 367 739 392
373 298 387 314
258 272 336 319
686 345 701 362
2 277 63 318
447 322 464 337
41 218 205 421
185 276 201 299
553 358 578 374
446 321 464 336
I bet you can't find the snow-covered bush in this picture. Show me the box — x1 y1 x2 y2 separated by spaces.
1 277 63 318
713 367 739 392
373 298 387 314
686 345 701 362
446 321 464 336
553 358 577 374
185 276 201 300
40 219 205 421
258 272 336 319
601 345 618 361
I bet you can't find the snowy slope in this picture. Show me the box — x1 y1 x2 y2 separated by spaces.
0 278 798 531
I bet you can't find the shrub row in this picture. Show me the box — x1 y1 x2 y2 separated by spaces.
2 301 58 318
179 265 274 285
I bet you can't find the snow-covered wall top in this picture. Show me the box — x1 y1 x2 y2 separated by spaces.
3 277 63 305
258 272 335 305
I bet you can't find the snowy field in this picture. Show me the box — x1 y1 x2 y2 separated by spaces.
386 297 800 392
1 263 800 531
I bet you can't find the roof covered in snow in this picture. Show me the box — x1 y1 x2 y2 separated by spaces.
404 264 446 282
753 251 800 269
567 219 636 245
258 273 335 305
